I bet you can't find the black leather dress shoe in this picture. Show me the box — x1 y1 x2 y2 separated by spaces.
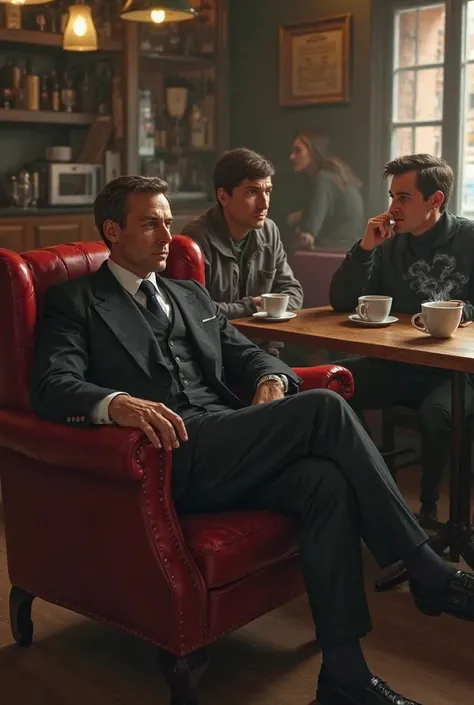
410 569 474 621
316 666 423 704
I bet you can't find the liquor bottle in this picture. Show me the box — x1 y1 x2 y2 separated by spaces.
46 4 58 33
79 71 95 113
0 59 13 109
39 73 50 111
59 0 69 33
101 0 112 39
25 60 40 112
4 4 22 30
35 7 47 32
12 59 24 109
189 103 206 149
49 70 61 112
61 72 76 113
155 107 169 150
96 65 111 115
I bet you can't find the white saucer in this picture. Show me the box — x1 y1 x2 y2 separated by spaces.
348 314 398 328
253 311 297 322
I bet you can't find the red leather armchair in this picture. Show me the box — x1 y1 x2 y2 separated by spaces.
0 236 354 704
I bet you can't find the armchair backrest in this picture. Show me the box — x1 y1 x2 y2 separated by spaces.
0 235 205 411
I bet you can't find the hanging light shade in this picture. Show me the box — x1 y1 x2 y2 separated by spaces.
0 0 54 5
63 1 98 52
120 0 196 24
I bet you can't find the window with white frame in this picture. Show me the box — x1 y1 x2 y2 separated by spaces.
391 4 446 159
460 0 474 216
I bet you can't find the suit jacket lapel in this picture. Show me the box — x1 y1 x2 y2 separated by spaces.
92 262 164 379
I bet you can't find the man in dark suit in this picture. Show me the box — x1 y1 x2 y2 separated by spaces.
33 176 474 705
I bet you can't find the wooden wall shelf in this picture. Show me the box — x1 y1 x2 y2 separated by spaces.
0 110 97 126
140 52 214 68
0 29 121 52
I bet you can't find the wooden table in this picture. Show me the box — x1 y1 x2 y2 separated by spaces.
233 307 474 580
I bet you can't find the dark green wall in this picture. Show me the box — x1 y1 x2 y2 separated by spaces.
229 0 373 231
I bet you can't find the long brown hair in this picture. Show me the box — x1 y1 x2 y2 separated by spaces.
297 130 362 190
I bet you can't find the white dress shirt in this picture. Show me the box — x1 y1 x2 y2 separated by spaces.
92 260 170 424
91 259 287 425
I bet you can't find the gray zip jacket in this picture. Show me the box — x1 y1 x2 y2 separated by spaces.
182 204 304 319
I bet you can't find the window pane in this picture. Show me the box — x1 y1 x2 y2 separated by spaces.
396 10 417 67
417 5 445 64
395 5 445 67
461 62 474 216
415 67 444 120
414 125 442 155
394 70 415 121
465 0 474 61
392 127 413 157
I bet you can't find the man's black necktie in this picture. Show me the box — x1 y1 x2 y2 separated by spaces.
139 280 169 325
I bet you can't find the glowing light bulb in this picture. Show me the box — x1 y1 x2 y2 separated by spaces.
11 0 26 5
72 15 87 37
151 9 165 23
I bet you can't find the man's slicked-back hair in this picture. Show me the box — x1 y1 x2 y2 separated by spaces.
384 153 454 213
213 147 275 197
94 175 169 246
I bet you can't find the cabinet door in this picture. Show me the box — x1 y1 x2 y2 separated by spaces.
0 221 34 253
34 221 82 248
80 215 100 242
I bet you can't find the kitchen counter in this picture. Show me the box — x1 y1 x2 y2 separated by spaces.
0 200 212 218
0 206 94 217
0 199 215 253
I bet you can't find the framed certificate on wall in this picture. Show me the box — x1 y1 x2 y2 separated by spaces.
279 14 351 107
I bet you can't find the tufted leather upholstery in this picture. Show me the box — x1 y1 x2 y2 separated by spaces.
0 236 353 663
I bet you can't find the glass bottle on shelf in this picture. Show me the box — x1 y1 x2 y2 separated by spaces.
138 89 155 157
35 7 47 32
0 59 13 110
49 70 61 112
25 60 40 112
155 107 169 150
189 103 206 150
79 71 95 114
4 4 22 30
96 65 111 114
39 73 50 111
166 23 182 55
59 0 69 34
196 1 215 55
61 72 76 113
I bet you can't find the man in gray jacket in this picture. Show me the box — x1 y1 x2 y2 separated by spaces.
182 147 303 320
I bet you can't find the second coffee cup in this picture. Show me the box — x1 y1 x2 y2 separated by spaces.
356 295 393 323
411 300 463 338
261 293 289 318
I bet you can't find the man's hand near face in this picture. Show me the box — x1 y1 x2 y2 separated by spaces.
361 212 395 251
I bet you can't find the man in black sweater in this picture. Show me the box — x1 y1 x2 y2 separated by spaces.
330 154 474 525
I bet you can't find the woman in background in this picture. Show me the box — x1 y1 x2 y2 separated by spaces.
288 130 365 250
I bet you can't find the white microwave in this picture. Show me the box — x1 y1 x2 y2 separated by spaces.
45 163 102 206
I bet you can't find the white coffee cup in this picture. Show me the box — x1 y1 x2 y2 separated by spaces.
261 293 289 318
411 300 463 338
355 295 393 323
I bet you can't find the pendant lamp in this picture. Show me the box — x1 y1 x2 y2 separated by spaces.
120 0 196 24
63 0 98 52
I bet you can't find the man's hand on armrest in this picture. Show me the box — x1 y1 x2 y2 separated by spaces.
106 395 188 451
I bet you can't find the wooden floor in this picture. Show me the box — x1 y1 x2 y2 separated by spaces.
1 467 474 705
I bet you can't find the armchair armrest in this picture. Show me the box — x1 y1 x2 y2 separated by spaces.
293 364 354 400
0 410 151 482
